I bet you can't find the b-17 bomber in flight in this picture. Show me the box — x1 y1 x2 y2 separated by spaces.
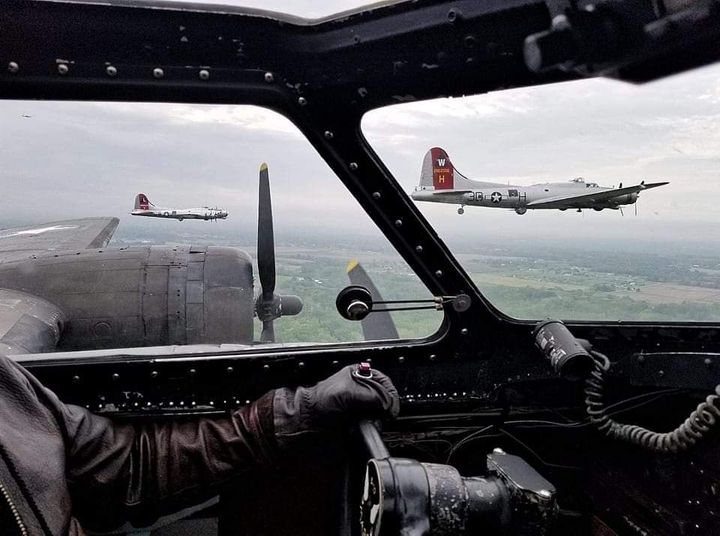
411 147 668 215
131 193 228 221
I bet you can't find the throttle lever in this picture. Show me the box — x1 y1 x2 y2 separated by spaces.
358 420 390 460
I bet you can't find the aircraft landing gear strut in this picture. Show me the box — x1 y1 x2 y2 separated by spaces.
457 206 464 215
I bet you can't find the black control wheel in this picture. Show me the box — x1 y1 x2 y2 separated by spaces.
356 420 390 536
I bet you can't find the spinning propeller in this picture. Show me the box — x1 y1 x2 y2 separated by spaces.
255 163 303 343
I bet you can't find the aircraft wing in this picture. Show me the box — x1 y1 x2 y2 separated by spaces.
525 182 668 209
0 217 119 263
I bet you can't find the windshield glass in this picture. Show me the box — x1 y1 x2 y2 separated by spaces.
364 63 720 322
132 0 387 18
0 101 441 354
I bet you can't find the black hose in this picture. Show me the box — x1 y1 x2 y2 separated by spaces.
584 351 720 453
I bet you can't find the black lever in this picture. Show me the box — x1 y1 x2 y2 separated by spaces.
358 420 390 460
336 285 471 321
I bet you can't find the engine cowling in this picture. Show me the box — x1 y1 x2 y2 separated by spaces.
0 245 254 350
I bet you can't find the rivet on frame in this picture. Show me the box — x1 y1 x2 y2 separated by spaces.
8 62 19 73
298 97 308 106
372 192 381 200
57 64 69 75
349 162 359 171
415 245 423 253
106 65 117 77
199 69 210 80
435 270 443 278
264 72 274 83
153 68 164 79
324 131 334 140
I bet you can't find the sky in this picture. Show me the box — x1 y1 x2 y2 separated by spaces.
1 0 719 257
135 0 385 18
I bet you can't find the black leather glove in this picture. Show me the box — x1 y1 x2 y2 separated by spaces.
273 365 399 448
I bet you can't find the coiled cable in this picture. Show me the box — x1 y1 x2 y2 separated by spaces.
584 350 720 453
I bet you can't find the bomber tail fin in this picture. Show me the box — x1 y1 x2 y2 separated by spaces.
419 147 456 190
418 147 510 191
134 193 152 210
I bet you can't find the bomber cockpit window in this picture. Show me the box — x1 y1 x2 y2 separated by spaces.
0 102 441 355
363 63 720 322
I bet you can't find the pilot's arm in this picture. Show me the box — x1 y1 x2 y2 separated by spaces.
7 359 398 532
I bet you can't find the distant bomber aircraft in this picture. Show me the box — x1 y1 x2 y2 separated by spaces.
411 147 668 215
131 193 228 221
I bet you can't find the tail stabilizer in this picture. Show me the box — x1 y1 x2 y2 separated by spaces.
418 147 508 191
419 147 455 190
134 193 152 210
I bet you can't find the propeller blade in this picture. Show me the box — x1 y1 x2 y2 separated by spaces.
260 320 275 343
257 163 276 301
635 201 638 216
620 207 624 217
254 163 304 343
347 260 399 341
619 182 623 189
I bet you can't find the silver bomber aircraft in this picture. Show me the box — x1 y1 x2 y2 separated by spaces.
131 193 228 221
411 147 668 215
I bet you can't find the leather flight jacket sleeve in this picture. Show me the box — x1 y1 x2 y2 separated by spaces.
0 354 277 535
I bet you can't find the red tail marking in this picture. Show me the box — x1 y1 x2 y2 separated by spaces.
138 193 150 210
431 147 454 190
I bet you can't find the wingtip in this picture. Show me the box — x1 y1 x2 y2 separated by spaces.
644 181 670 189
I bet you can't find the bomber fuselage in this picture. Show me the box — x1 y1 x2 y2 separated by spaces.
412 180 637 212
131 207 229 221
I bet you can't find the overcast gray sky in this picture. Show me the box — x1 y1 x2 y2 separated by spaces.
1 0 719 255
132 0 382 18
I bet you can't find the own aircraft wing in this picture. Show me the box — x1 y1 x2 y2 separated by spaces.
525 182 668 209
0 217 119 263
0 217 119 354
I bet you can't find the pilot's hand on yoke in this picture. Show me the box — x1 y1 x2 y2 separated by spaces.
273 364 399 448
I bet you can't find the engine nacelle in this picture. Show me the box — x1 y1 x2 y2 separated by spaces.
0 246 254 350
